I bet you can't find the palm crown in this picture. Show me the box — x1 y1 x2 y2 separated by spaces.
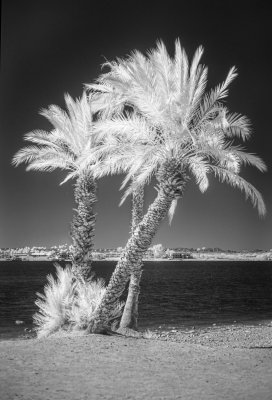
84 39 266 215
12 92 95 182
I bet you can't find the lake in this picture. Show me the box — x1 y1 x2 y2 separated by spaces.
0 260 272 340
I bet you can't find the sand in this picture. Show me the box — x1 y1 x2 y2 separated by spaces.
0 324 272 400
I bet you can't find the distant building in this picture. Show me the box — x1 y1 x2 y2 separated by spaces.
168 250 193 259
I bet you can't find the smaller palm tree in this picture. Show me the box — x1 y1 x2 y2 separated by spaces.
12 93 97 279
119 185 144 330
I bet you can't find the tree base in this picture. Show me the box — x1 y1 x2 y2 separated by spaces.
116 327 143 338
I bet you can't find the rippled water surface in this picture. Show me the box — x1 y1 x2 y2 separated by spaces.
0 260 272 339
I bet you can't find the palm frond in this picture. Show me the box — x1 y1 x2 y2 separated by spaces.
200 143 267 173
25 158 72 173
39 105 72 136
193 66 237 129
210 165 266 216
225 112 251 140
23 130 60 148
60 170 80 185
188 46 204 103
150 40 172 99
12 145 44 167
86 82 114 93
120 149 161 192
119 182 135 205
173 38 189 92
225 147 266 172
168 198 178 224
22 145 76 172
190 65 208 109
94 112 154 142
87 87 126 118
188 155 210 192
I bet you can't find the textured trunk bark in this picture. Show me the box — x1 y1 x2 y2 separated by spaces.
87 186 175 333
130 185 144 234
70 173 97 280
119 269 142 329
120 185 144 330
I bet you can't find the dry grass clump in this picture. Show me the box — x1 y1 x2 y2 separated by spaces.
142 329 159 339
33 264 123 338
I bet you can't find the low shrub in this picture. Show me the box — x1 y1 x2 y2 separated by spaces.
33 264 124 338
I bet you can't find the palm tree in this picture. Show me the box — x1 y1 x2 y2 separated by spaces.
12 93 97 280
119 185 144 330
81 40 266 334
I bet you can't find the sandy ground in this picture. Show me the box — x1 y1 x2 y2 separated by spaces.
0 325 272 400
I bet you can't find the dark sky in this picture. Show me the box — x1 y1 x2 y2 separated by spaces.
1 0 271 250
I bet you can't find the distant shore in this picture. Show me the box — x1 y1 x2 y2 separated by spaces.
1 323 272 400
1 255 271 262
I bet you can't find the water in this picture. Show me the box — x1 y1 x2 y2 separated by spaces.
0 260 272 340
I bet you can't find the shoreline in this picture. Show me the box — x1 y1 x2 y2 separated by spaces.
1 318 271 343
1 324 272 399
1 257 271 262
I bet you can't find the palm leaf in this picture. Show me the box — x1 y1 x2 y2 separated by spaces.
12 145 44 167
225 112 251 140
192 66 238 129
188 155 210 192
210 165 266 216
168 198 178 224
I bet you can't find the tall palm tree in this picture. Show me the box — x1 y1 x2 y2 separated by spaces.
12 93 97 280
82 40 266 333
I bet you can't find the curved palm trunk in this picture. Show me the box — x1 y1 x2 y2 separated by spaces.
71 173 97 280
87 166 187 333
119 186 144 330
119 268 142 330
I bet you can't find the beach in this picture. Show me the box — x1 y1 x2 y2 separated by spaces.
1 324 272 400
